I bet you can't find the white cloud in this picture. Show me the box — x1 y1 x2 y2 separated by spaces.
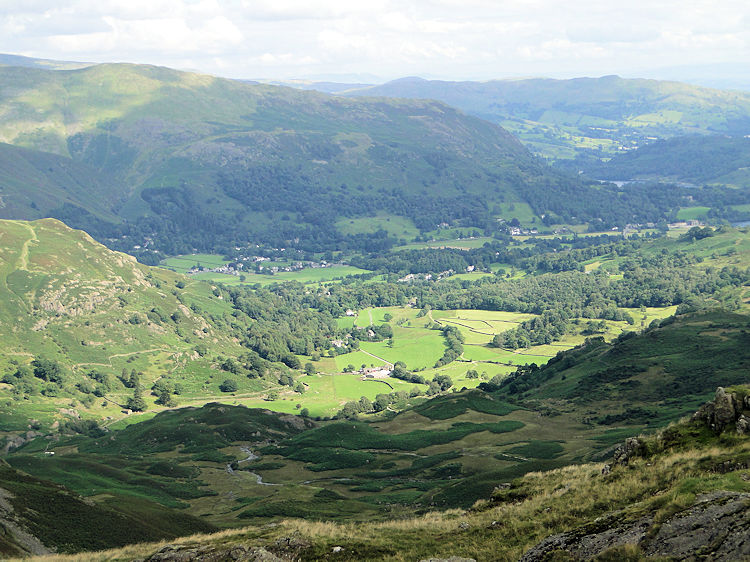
0 0 748 81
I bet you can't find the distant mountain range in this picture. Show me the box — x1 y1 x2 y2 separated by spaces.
1 55 749 257
0 57 592 257
341 75 750 160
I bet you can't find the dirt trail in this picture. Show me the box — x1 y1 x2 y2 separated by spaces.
17 223 37 271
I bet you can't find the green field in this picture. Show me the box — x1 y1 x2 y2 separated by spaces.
193 265 371 286
335 213 419 240
394 237 497 251
676 206 711 220
161 253 230 274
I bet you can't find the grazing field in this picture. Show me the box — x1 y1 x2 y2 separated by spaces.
315 305 680 394
333 350 387 371
676 206 711 220
161 253 229 274
192 265 371 286
359 334 446 371
335 213 419 240
200 371 427 418
393 237 497 251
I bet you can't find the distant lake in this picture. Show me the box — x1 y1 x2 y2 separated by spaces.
597 179 698 188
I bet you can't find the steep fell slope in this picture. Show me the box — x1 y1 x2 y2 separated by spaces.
0 63 566 255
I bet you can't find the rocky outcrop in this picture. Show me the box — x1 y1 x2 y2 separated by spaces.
691 387 748 432
0 486 53 557
520 491 750 561
140 544 286 561
612 437 643 466
419 558 476 562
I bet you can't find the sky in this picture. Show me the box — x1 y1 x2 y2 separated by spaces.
1 0 749 85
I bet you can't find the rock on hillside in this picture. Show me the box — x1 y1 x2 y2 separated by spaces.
520 491 750 561
522 386 750 561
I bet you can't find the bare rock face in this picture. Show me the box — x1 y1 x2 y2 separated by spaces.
520 492 750 561
419 558 477 562
737 415 750 436
642 491 750 560
692 387 746 432
141 544 286 561
612 437 643 466
713 387 738 430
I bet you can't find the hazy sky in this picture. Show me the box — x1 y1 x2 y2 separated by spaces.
1 0 749 83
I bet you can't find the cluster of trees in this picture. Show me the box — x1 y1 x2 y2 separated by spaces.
492 309 571 349
434 325 464 367
2 358 68 398
330 379 456 419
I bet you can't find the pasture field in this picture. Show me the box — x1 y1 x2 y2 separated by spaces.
360 334 446 371
317 305 678 392
393 237 496 251
161 253 229 273
192 265 371 286
354 306 402 328
676 206 711 220
495 201 537 223
214 373 425 418
336 316 356 329
444 272 495 282
333 350 387 371
335 213 419 240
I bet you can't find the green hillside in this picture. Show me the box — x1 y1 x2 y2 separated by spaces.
346 75 750 161
0 218 269 432
0 62 563 256
0 142 120 221
57 391 746 562
5 322 749 558
0 459 214 558
0 62 720 259
576 135 750 187
491 310 750 425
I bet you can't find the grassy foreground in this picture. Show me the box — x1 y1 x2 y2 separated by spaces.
15 389 749 561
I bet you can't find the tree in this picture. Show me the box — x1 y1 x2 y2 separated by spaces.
300 407 310 417
31 358 64 384
427 381 441 395
127 370 141 389
155 388 177 407
219 379 238 393
433 374 453 391
304 362 316 375
358 396 373 412
127 387 147 412
373 394 391 412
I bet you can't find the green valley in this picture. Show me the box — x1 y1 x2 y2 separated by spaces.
0 52 749 562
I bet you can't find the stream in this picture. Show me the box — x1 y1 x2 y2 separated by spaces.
225 446 278 486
